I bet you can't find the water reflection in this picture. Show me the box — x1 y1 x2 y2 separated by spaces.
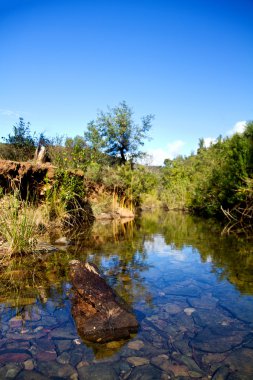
0 212 253 378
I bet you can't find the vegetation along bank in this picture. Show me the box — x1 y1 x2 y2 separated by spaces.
0 102 253 256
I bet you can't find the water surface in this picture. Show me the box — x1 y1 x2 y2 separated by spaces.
1 211 253 379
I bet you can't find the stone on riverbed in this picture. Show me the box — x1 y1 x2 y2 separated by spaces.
69 260 139 343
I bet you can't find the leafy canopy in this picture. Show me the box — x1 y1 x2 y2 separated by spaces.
84 101 154 165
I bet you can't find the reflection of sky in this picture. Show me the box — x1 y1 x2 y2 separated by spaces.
144 234 201 263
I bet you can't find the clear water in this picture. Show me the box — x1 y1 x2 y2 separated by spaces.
1 211 253 379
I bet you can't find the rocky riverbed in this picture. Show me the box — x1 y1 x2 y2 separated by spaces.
1 212 253 379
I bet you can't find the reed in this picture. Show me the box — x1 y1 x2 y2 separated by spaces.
0 193 38 257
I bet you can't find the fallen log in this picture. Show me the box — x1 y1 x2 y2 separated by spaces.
69 260 139 343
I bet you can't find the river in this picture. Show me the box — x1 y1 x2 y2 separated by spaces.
0 211 253 379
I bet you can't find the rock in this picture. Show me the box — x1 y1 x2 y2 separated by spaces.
54 339 72 352
184 307 196 316
57 351 71 364
212 365 230 379
163 303 182 315
49 327 77 340
127 356 150 366
16 370 48 380
224 348 253 377
128 340 145 350
129 365 163 379
172 353 203 375
77 363 118 380
188 294 218 310
69 260 139 343
37 361 77 378
0 349 32 364
55 236 70 245
150 355 171 372
0 363 22 379
24 359 35 371
190 326 246 353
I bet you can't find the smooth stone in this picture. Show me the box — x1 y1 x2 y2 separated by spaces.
70 352 84 367
202 353 227 365
55 339 72 352
36 350 57 361
0 349 32 364
35 338 56 352
218 297 253 324
151 355 171 372
34 326 43 333
24 359 34 371
224 348 253 376
192 308 234 328
163 284 201 298
190 326 246 353
129 365 163 380
184 307 196 316
163 303 181 315
212 365 230 380
16 370 47 380
128 340 145 350
37 361 77 378
188 295 218 310
172 353 204 375
127 356 150 366
49 327 77 339
0 364 22 379
57 351 71 364
111 360 131 375
77 363 118 380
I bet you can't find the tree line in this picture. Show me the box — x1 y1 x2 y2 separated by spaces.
1 102 253 233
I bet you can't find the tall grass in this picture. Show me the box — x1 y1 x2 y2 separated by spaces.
0 194 38 257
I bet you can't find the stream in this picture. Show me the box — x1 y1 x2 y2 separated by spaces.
0 211 253 379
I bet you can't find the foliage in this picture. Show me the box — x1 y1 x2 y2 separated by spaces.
84 101 154 165
1 118 36 161
0 193 38 256
161 121 253 224
45 169 93 226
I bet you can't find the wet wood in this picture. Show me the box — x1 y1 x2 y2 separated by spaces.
69 260 139 343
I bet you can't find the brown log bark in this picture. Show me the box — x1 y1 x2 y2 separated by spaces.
69 260 139 343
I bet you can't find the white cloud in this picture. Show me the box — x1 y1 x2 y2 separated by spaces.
0 108 20 118
147 140 185 166
203 137 216 148
227 120 247 136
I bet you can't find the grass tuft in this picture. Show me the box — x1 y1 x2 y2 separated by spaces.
0 194 38 257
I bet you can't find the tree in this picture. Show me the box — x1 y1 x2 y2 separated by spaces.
1 117 36 161
84 101 154 165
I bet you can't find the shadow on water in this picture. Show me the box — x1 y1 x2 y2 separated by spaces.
0 211 253 378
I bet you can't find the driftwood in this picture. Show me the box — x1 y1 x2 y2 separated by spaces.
69 260 139 343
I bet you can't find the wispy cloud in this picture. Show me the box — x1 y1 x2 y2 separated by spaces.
148 140 185 166
0 108 20 118
227 120 247 136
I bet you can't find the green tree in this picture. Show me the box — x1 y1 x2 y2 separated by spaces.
1 117 36 161
84 101 154 165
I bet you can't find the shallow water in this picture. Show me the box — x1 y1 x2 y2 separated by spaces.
1 211 253 379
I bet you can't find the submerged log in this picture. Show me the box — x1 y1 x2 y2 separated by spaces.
69 260 139 343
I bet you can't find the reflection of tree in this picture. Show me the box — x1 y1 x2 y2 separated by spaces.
142 211 253 295
66 218 152 306
0 252 71 307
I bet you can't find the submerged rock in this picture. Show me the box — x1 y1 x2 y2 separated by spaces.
69 260 139 343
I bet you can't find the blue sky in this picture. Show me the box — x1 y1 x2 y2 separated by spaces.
0 0 253 165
